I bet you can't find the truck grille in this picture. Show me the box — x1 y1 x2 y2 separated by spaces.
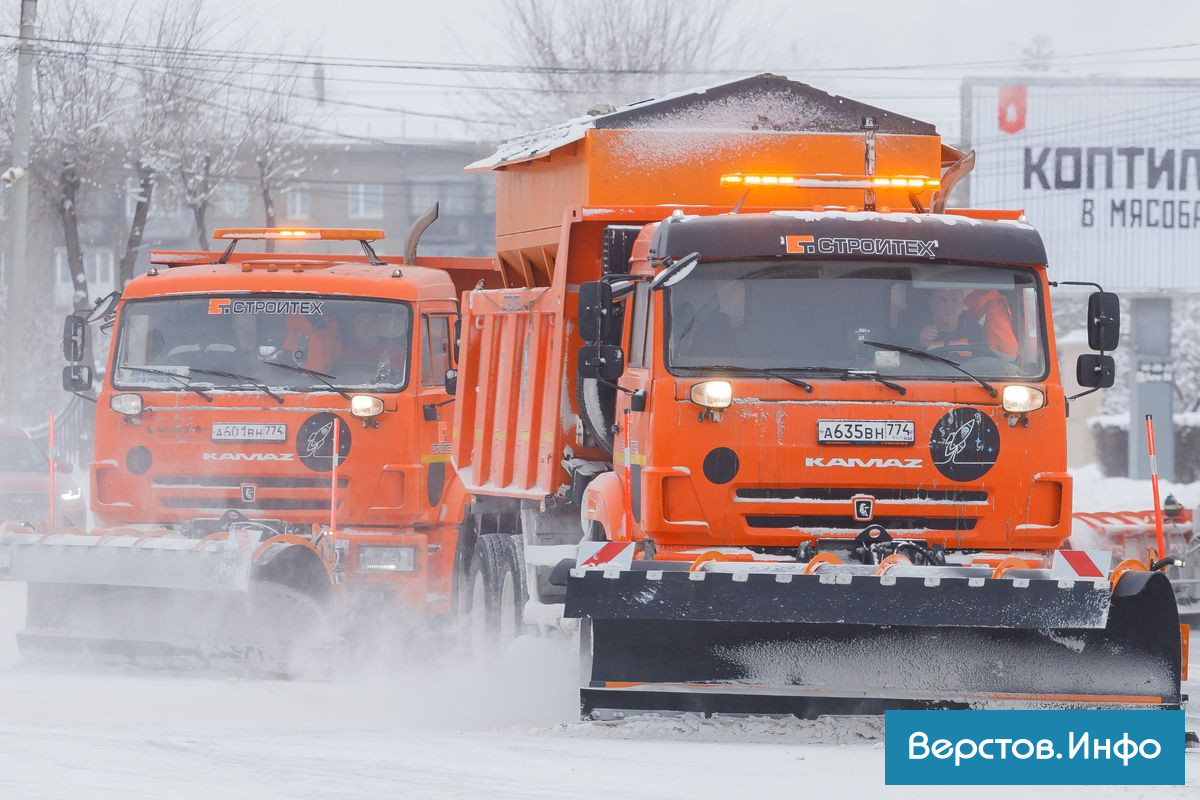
744 514 978 532
736 487 988 504
154 475 347 489
160 497 334 511
0 493 50 522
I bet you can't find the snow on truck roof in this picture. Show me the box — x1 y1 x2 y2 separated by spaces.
467 73 944 172
126 257 461 303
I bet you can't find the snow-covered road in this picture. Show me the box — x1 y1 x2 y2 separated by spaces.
0 581 1196 799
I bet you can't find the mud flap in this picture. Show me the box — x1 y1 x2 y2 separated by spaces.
567 569 1183 717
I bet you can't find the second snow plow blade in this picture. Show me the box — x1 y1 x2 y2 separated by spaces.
566 564 1185 718
0 525 333 676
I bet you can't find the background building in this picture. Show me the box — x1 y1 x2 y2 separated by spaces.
3 140 496 311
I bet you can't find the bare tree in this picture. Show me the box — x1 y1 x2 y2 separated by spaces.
115 0 216 285
4 1 129 330
173 84 246 250
484 0 748 130
1021 36 1055 73
240 61 321 251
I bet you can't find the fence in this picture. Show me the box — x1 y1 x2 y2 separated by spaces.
24 394 93 469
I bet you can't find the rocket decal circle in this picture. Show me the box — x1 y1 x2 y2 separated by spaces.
296 413 351 472
929 407 1000 482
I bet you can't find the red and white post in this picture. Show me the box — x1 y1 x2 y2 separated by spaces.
329 421 340 535
1145 414 1167 563
47 412 56 529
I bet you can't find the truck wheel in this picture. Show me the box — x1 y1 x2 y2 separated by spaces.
253 582 335 680
463 533 523 653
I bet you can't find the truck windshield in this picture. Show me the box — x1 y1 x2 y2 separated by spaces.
113 295 411 392
666 260 1047 380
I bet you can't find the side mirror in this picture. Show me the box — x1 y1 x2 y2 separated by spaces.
62 364 93 393
62 314 87 362
578 344 625 381
1076 353 1115 388
452 317 461 362
444 368 458 396
649 252 700 291
1087 291 1120 351
578 280 615 342
55 459 73 474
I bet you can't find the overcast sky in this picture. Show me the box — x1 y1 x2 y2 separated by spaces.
25 0 1200 144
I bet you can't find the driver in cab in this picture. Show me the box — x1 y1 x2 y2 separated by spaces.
916 288 1018 360
342 310 401 382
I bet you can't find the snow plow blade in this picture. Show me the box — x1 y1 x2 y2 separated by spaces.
566 566 1184 718
0 528 259 592
0 527 332 675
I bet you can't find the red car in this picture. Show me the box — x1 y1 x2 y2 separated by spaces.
0 425 85 527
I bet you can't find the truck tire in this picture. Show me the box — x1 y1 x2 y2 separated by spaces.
252 581 335 680
463 532 523 653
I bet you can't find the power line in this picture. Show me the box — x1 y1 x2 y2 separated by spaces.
62 50 511 126
80 59 491 148
7 31 1200 78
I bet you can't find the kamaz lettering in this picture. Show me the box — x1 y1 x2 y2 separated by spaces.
805 456 924 469
202 452 295 462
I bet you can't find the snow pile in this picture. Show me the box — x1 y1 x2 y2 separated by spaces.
1072 462 1200 512
550 712 883 746
1087 412 1200 430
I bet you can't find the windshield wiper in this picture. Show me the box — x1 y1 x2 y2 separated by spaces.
840 369 907 395
117 365 212 402
702 365 813 393
862 340 998 397
188 367 284 404
260 359 351 399
776 365 906 395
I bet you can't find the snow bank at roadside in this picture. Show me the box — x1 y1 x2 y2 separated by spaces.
1072 463 1200 512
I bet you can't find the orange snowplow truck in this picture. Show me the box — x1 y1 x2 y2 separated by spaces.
0 223 501 672
451 75 1187 717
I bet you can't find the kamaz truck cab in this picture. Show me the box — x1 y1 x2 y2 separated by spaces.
3 226 500 670
597 210 1068 554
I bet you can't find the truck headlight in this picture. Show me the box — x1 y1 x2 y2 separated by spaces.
110 393 143 416
357 545 415 572
350 394 384 418
59 487 82 501
690 380 733 409
1002 384 1045 413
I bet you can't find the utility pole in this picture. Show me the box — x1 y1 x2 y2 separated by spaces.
3 0 38 425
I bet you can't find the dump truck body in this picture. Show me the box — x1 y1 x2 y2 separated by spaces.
451 75 1186 716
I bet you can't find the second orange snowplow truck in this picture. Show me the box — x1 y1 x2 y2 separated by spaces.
451 75 1187 716
0 224 500 672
